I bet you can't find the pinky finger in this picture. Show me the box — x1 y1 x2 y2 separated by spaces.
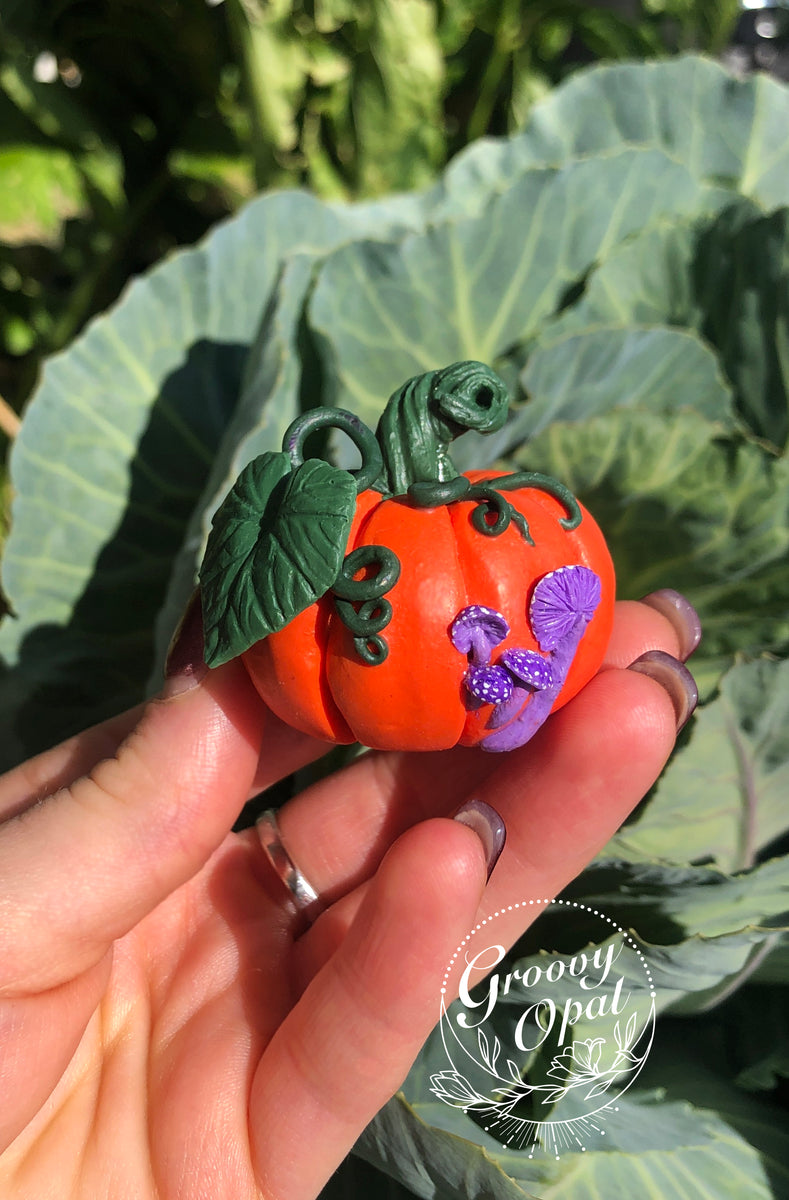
249 816 490 1200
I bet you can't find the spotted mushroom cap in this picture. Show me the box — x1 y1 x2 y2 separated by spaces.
449 604 510 660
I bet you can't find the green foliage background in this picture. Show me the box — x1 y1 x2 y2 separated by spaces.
1 5 788 1199
0 0 743 416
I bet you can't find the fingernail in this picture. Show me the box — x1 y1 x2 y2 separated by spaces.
627 650 698 732
454 799 506 881
640 589 702 661
163 589 208 697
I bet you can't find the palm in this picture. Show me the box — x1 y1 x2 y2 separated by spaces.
0 601 689 1199
115 836 292 1196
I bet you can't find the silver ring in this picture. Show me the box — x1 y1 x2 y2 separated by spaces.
256 808 324 923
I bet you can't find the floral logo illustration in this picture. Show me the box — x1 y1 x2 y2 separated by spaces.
431 900 656 1157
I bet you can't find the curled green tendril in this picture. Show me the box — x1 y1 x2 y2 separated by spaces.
332 544 401 664
333 596 394 637
376 361 510 496
467 484 528 541
480 471 582 532
408 470 581 546
354 633 389 665
283 408 384 495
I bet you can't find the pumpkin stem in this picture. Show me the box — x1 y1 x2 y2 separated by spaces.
375 361 510 496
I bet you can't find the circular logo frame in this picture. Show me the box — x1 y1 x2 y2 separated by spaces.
430 898 656 1158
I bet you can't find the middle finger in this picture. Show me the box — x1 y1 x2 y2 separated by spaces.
245 597 688 914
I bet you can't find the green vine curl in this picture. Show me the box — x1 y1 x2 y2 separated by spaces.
331 545 401 664
407 472 582 546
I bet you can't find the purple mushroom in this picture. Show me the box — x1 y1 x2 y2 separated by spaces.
449 566 602 753
449 605 510 659
530 563 601 652
450 605 514 708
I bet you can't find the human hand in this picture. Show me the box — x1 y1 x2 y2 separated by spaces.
0 592 698 1199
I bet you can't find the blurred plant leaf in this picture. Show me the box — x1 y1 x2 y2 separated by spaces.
542 203 789 450
310 148 713 422
0 143 86 245
511 411 789 671
606 657 789 872
350 0 445 195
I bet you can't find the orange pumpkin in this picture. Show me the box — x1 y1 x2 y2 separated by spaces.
242 469 614 751
200 360 616 753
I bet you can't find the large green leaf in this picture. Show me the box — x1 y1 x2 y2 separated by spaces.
632 1015 789 1196
724 986 789 1093
151 253 317 678
443 55 789 213
515 325 734 440
0 190 427 765
541 204 756 337
539 203 789 450
309 148 715 421
564 856 789 944
606 657 789 872
467 926 777 1025
356 1055 782 1198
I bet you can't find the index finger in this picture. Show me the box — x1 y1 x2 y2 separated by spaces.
251 597 693 908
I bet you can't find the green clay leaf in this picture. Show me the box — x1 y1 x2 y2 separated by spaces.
200 453 356 666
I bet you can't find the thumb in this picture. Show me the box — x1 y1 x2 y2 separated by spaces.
0 660 265 996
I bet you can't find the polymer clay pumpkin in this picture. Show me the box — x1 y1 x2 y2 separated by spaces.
199 361 615 753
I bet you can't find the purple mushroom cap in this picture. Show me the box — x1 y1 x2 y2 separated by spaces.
450 604 510 661
499 647 554 691
465 663 514 706
530 565 602 651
